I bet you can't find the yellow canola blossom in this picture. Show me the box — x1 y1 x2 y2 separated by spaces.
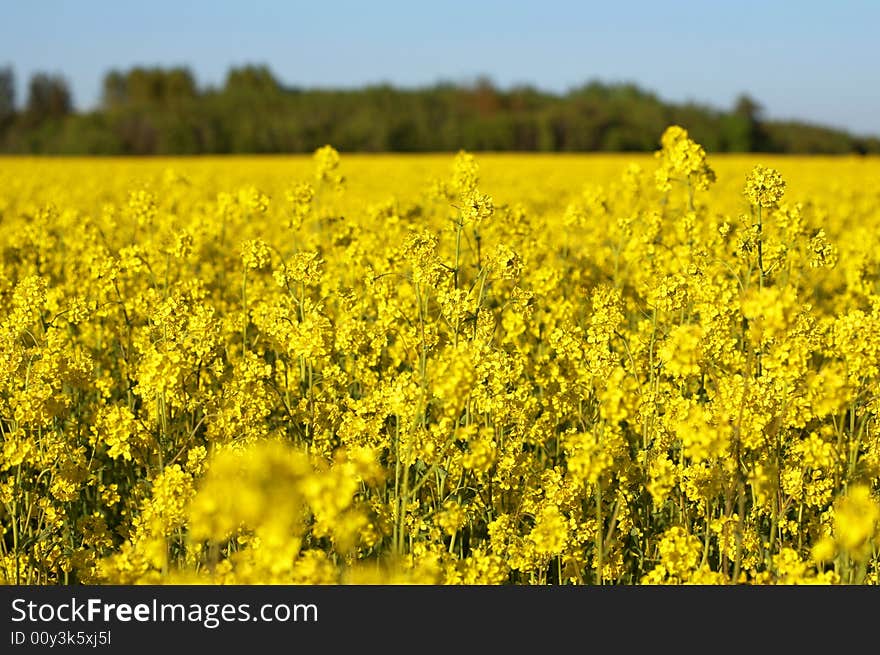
1 129 880 585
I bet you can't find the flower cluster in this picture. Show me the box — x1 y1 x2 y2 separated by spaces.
1 132 878 586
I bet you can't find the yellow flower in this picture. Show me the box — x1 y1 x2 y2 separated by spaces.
833 485 879 560
240 238 272 270
314 145 343 187
654 125 715 192
659 324 703 378
3 131 880 585
529 505 569 556
744 165 786 207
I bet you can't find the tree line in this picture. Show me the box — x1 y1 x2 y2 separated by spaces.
1 65 878 155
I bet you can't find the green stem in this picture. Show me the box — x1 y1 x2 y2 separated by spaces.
241 269 248 352
453 217 463 347
595 481 603 585
756 204 765 289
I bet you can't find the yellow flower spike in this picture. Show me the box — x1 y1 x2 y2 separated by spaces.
654 125 716 193
2 133 880 585
744 165 786 208
833 485 880 561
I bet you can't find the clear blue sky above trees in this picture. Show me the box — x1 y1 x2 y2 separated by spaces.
3 0 878 135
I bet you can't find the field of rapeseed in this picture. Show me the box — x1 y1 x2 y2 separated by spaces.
1 128 879 585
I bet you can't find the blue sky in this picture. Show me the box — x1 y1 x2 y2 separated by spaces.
3 1 879 135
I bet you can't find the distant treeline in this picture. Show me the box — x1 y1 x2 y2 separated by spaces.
1 65 878 155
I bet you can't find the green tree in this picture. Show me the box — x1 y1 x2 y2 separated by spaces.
25 73 72 126
102 70 127 110
720 94 769 151
0 66 14 127
224 65 282 95
2 65 877 155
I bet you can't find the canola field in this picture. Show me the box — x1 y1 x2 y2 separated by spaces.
1 128 880 585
